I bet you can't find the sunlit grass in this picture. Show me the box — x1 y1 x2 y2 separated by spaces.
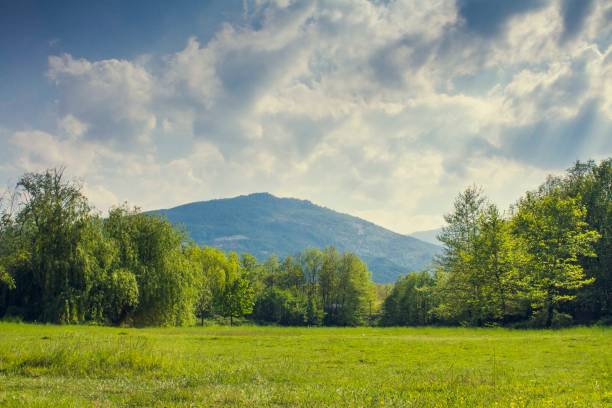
0 323 609 407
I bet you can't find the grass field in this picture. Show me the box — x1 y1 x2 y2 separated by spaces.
0 323 610 407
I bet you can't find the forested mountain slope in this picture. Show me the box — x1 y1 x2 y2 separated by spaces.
151 193 440 283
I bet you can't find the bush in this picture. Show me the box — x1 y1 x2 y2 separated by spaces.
595 315 612 326
1 307 24 323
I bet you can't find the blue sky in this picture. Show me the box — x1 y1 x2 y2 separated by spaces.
1 0 610 233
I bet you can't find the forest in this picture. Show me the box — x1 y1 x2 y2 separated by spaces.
0 158 610 328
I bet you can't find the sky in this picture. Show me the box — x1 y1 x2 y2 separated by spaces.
0 0 611 234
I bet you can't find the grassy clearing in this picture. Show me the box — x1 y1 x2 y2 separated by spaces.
0 323 609 407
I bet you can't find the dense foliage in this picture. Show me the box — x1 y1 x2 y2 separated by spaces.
0 169 374 326
382 159 611 327
249 248 375 326
1 159 610 328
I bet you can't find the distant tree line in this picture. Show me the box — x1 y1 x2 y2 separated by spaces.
0 168 374 326
382 159 611 328
1 159 610 328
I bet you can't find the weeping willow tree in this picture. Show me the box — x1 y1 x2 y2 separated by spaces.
0 168 198 326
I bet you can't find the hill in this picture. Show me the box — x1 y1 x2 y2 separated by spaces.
409 228 443 245
150 193 441 282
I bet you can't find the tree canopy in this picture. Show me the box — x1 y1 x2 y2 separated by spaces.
1 160 611 328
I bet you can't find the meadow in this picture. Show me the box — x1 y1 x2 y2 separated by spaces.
0 323 610 407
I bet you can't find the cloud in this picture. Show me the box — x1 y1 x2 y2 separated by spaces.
3 0 611 233
10 130 97 173
48 54 156 147
494 42 612 168
501 98 612 168
58 114 89 139
82 183 119 213
498 47 599 125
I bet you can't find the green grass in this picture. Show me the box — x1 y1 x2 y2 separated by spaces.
0 323 609 407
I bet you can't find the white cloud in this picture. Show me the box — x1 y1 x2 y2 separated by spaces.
48 54 156 146
3 0 611 233
58 114 89 139
10 130 97 174
82 183 119 213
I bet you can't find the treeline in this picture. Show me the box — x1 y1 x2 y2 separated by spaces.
382 159 611 328
0 169 374 326
1 160 610 328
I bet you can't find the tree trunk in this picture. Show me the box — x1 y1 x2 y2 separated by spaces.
545 299 554 328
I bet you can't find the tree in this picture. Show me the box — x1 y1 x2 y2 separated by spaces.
435 186 489 325
0 192 17 291
381 271 436 326
434 188 530 325
103 268 139 325
189 247 257 325
511 190 599 327
299 249 324 325
253 287 309 325
219 276 254 325
558 160 612 322
188 246 223 325
316 247 373 326
104 206 198 326
319 247 341 324
472 204 525 322
343 253 375 325
0 265 12 289
251 247 374 326
10 168 95 322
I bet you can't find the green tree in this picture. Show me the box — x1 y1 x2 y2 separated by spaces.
0 192 18 292
381 271 436 326
299 249 324 325
320 250 373 326
473 204 525 322
435 186 489 325
10 168 96 322
338 253 374 326
253 287 309 325
511 190 599 327
319 247 341 324
558 160 612 322
189 247 258 325
219 276 254 325
104 206 197 326
188 246 222 324
76 216 120 323
103 268 139 325
435 188 527 325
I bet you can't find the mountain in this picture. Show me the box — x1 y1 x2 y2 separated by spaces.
409 228 443 246
150 193 441 283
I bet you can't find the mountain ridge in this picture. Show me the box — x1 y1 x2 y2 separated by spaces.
150 193 441 283
409 227 443 246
